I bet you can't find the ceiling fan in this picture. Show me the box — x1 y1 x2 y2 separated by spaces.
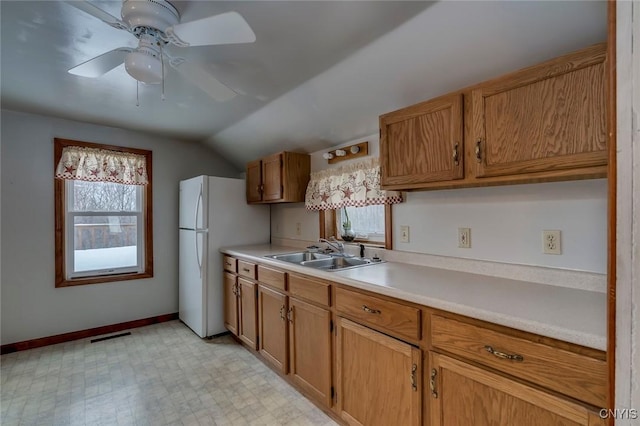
65 0 256 101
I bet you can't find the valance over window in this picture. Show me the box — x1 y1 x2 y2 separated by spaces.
55 146 149 185
305 157 402 211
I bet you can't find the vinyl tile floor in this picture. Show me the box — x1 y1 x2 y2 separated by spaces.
1 320 338 426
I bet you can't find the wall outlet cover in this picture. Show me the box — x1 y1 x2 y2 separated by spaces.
542 230 562 254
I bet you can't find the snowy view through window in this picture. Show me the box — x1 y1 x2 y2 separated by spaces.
69 180 141 274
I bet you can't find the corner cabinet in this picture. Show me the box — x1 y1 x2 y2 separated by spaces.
380 43 608 191
246 151 311 204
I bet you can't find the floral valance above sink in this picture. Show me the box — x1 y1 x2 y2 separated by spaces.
305 157 402 211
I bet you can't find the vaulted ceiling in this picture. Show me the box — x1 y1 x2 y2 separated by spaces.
1 1 606 169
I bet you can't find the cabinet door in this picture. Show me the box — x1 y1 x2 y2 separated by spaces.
261 153 283 201
429 352 605 426
258 285 288 373
472 44 607 178
246 159 263 203
223 272 238 336
336 318 421 426
238 277 258 350
380 93 463 189
288 298 332 407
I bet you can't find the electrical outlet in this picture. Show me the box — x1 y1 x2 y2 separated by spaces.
542 230 561 254
458 228 471 248
400 225 410 243
295 222 301 236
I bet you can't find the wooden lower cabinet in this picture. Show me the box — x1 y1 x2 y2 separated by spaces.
258 284 288 373
336 317 422 426
288 297 332 407
238 277 258 349
428 352 605 426
223 272 238 336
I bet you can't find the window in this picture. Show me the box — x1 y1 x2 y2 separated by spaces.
336 205 386 244
320 204 392 249
54 138 153 287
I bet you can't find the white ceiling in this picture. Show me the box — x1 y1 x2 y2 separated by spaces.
1 1 606 170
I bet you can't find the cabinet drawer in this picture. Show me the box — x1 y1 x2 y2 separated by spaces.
289 274 330 307
430 315 607 408
237 260 257 280
335 287 421 341
257 265 286 291
223 256 237 273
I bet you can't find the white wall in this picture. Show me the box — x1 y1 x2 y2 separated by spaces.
272 135 607 274
0 109 240 345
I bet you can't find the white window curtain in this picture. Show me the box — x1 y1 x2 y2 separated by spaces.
55 146 149 185
305 157 402 211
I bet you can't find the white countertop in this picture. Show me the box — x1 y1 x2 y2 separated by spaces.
221 244 607 351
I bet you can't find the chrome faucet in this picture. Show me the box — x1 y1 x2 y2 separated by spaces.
319 237 345 255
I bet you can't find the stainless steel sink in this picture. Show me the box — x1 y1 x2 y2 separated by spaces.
266 251 331 263
265 251 382 271
300 256 376 271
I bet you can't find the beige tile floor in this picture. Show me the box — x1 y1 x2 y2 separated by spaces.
1 320 338 426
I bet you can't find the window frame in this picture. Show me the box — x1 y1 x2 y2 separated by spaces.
319 204 393 250
54 138 153 287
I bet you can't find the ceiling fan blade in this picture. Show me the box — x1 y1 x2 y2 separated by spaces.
68 48 132 78
168 11 256 47
64 1 129 31
171 59 237 102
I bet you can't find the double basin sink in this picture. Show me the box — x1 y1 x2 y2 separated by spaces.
265 251 380 271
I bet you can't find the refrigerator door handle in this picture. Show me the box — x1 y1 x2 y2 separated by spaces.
194 183 203 230
195 231 203 278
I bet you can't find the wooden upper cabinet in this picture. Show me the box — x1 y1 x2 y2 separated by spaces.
472 43 607 178
246 159 263 203
379 43 607 191
246 151 310 204
380 93 464 189
261 153 284 201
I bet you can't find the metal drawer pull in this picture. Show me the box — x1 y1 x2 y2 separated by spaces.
362 305 381 314
430 369 438 398
484 345 524 362
475 140 482 162
410 364 417 391
242 268 250 273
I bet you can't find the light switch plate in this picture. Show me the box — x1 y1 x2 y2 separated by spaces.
458 228 471 248
400 225 410 243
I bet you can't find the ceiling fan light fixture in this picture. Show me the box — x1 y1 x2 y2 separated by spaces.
125 49 162 84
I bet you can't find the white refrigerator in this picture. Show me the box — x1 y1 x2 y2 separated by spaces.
179 175 270 338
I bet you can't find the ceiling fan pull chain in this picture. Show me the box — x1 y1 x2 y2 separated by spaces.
160 44 166 101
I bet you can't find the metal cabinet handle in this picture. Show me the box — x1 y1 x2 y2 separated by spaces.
279 306 285 321
287 307 293 323
475 140 482 163
452 143 459 166
242 268 250 273
410 364 417 391
484 345 524 362
430 369 438 398
362 305 381 314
